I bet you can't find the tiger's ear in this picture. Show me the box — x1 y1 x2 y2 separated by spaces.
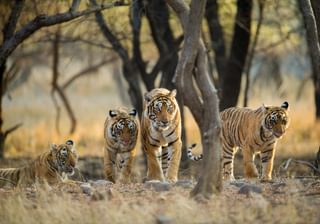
261 104 269 112
66 140 74 146
168 89 177 98
109 110 117 117
50 143 57 152
129 109 137 116
281 101 289 110
144 92 152 102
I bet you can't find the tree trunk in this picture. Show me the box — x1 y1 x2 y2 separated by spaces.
0 63 6 158
220 0 252 111
298 0 320 120
310 0 320 119
167 0 222 197
205 0 226 85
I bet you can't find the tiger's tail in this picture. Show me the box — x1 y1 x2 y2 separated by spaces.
187 143 203 161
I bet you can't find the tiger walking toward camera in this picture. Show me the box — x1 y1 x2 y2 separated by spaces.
103 107 139 183
0 140 77 187
141 88 182 183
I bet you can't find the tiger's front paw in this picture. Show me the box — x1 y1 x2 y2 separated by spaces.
167 177 178 183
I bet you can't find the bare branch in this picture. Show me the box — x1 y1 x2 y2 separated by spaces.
0 0 128 66
279 158 320 175
62 57 116 89
2 0 25 41
4 123 23 138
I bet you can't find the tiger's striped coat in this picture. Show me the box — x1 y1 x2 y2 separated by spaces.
141 88 182 183
0 140 77 187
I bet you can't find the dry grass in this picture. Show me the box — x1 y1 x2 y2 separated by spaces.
2 64 320 223
0 180 319 224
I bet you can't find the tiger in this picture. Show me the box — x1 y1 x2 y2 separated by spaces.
0 140 77 187
187 102 290 181
103 107 139 183
141 88 182 183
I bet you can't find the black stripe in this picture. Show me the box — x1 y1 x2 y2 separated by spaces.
266 141 275 147
223 156 233 160
162 152 168 158
223 149 233 156
261 156 269 163
168 138 179 146
253 138 262 147
223 161 232 167
150 143 160 147
150 136 160 143
165 128 176 138
262 148 273 154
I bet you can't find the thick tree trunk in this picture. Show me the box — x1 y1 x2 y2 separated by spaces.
167 0 222 197
298 0 320 120
220 0 252 111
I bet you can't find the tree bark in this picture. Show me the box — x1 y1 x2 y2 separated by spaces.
298 0 320 119
310 0 320 119
167 0 222 197
92 0 143 115
220 0 252 111
243 0 265 107
205 0 226 86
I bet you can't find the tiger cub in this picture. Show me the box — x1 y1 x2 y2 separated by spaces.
103 107 139 183
0 140 77 187
221 102 290 181
141 88 182 183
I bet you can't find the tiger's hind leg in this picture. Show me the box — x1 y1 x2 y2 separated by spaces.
222 145 237 181
243 148 259 179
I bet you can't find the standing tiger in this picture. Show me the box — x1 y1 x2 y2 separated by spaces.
0 140 77 187
187 102 290 181
141 88 182 183
103 107 139 183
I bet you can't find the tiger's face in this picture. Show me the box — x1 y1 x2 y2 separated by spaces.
144 88 178 131
108 108 138 148
263 102 290 138
51 140 77 176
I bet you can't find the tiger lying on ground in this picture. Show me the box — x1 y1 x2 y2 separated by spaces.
103 107 139 183
188 102 290 181
0 140 77 187
141 88 182 183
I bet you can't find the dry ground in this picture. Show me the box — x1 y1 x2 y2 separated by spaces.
1 66 320 223
0 178 320 224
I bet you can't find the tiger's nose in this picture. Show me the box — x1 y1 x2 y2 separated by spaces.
161 120 169 125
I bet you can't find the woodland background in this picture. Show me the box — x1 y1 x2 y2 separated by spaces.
0 0 320 223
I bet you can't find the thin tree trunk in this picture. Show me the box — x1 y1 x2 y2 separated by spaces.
243 0 265 107
298 0 320 119
310 0 320 119
220 0 252 111
205 0 226 85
